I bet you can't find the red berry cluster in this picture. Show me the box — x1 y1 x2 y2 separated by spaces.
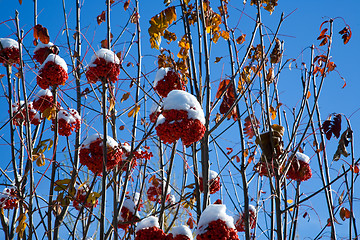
54 108 81 136
37 61 68 89
135 226 168 240
199 176 221 194
33 89 54 113
235 208 257 232
154 69 185 98
197 219 239 240
117 205 139 230
121 144 153 171
0 187 18 210
33 45 59 64
73 187 98 211
11 101 42 126
286 158 312 182
146 179 170 203
156 110 206 146
86 58 120 83
79 137 123 175
0 47 20 65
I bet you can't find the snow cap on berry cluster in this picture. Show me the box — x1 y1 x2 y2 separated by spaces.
0 38 19 49
171 225 193 240
58 108 79 124
81 133 118 149
40 53 68 72
135 216 160 232
294 152 310 164
248 204 257 214
200 170 218 180
196 204 235 235
153 67 169 87
33 42 54 53
34 89 52 101
89 48 120 67
161 90 205 124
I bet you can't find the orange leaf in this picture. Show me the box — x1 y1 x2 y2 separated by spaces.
97 11 106 25
121 92 130 102
124 0 130 11
0 74 5 80
306 91 311 99
215 57 223 63
270 106 276 120
236 34 246 44
353 165 359 174
226 147 233 155
340 207 351 221
18 0 22 4
34 24 50 44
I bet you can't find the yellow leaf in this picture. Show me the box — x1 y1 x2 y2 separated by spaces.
36 153 45 167
221 30 229 40
271 124 285 136
54 179 71 191
128 104 140 118
16 213 27 238
287 199 293 204
87 192 101 205
108 97 115 113
270 106 276 120
43 106 57 120
121 92 130 103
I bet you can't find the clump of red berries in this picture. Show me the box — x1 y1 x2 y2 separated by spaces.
196 204 238 240
73 185 99 211
0 38 20 65
11 101 42 126
85 48 120 83
154 68 185 98
286 152 312 182
37 54 68 89
54 108 81 136
147 177 170 203
155 90 206 146
79 134 123 175
199 170 221 194
135 216 167 240
235 205 257 232
117 197 139 230
33 42 59 64
0 187 18 209
33 89 54 113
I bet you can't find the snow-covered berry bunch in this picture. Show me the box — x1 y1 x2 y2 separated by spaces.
235 205 257 232
286 152 312 182
196 204 239 240
0 187 18 210
79 134 123 175
73 185 99 211
37 54 68 89
154 67 185 98
135 216 167 240
121 142 153 171
117 197 140 230
85 48 120 83
155 90 206 146
11 101 42 126
33 42 59 64
54 108 81 136
167 225 193 240
0 38 20 65
199 170 221 194
33 89 54 113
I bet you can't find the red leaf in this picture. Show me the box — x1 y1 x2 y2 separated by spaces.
322 114 341 140
319 20 329 31
34 24 50 44
97 11 106 25
317 28 328 40
124 0 130 11
244 115 260 139
339 26 352 45
226 147 233 155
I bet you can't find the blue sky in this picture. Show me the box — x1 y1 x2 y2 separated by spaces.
0 0 359 239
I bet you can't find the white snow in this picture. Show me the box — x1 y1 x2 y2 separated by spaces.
0 38 19 49
171 225 193 240
34 89 52 101
69 109 81 121
58 108 77 124
155 114 166 126
162 90 205 124
196 204 235 235
40 53 68 72
154 67 169 87
122 198 136 214
133 192 140 206
135 216 159 232
248 204 256 214
295 152 310 164
34 42 54 53
199 170 218 180
81 133 119 149
88 48 120 67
